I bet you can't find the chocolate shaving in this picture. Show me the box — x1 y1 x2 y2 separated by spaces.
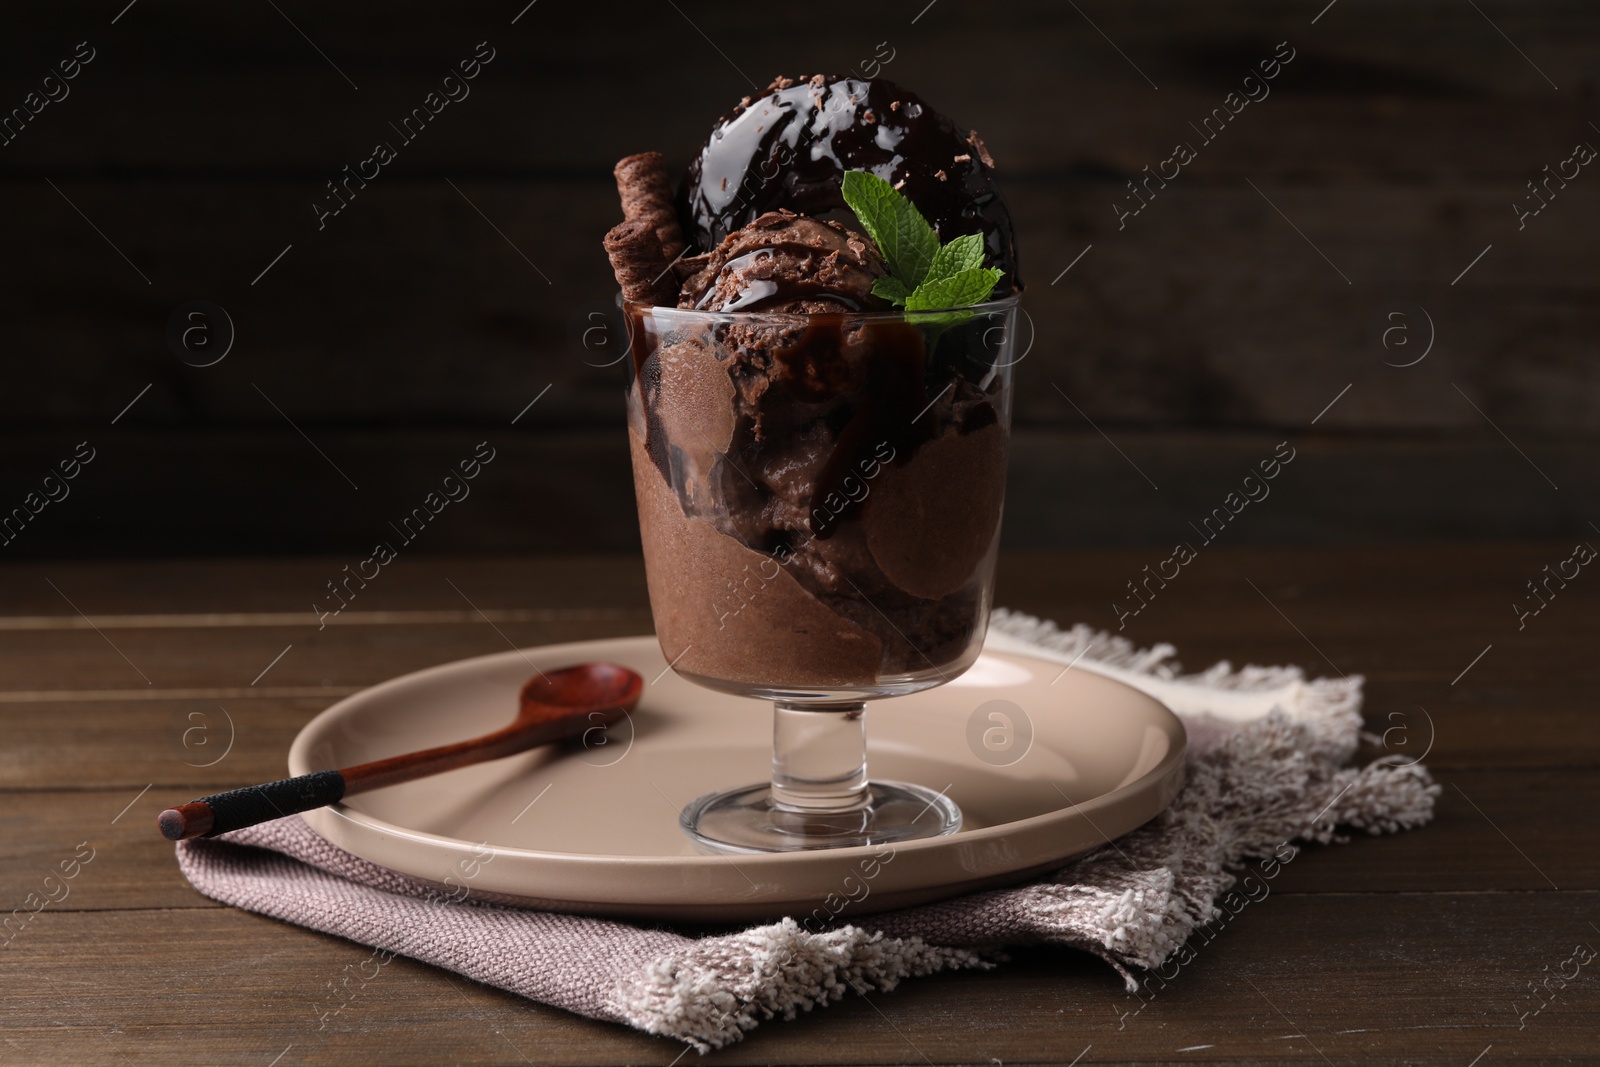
614 151 686 260
604 221 677 306
967 129 996 170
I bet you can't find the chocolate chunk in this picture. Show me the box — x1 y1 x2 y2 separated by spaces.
967 129 996 170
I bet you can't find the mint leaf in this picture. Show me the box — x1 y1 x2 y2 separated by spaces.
843 170 1008 313
871 276 913 307
841 170 939 288
924 233 985 284
905 267 1003 311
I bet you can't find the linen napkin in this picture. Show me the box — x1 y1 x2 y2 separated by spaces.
175 610 1438 1050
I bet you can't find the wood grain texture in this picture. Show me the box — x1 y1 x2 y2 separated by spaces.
0 547 1596 1063
4 180 1596 430
1 896 1594 1065
2 2 1597 552
0 0 1591 177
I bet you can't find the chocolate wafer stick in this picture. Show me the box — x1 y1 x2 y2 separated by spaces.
614 152 686 260
604 221 677 306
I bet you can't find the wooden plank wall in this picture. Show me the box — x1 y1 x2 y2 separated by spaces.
1 1 1595 556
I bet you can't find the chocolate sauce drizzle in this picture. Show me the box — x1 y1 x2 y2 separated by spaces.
626 304 997 544
678 76 1020 285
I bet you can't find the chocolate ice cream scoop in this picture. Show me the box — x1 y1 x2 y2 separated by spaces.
679 74 1019 282
680 209 887 313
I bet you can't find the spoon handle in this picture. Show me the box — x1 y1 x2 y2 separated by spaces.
158 771 346 841
157 671 636 843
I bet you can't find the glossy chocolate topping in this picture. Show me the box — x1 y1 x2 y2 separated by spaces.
679 75 1019 283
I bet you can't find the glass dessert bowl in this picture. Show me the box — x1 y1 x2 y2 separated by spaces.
624 295 1020 853
601 70 1023 852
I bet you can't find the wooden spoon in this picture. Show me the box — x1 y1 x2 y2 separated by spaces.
157 662 643 841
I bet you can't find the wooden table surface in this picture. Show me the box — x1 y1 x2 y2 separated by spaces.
2 545 1595 1066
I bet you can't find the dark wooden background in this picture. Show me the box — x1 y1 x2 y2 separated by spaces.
2 0 1595 558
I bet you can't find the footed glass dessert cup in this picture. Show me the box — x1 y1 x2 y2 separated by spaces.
624 294 1020 853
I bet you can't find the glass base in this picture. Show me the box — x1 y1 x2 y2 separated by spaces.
681 780 962 854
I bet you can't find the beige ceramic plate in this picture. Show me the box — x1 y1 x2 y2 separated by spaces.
291 636 1186 922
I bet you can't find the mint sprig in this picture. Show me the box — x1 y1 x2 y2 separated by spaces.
841 170 1003 312
870 275 913 305
925 232 986 281
841 170 939 288
904 268 1002 311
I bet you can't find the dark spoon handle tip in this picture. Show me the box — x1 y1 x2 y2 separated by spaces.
159 770 347 841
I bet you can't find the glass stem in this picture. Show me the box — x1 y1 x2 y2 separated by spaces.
769 701 870 814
